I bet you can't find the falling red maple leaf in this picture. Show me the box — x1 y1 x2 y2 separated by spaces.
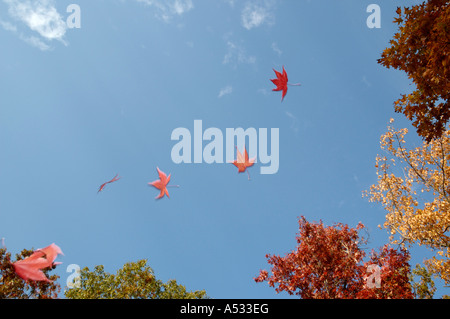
270 66 300 101
98 174 121 193
148 167 179 199
231 145 255 180
12 243 63 282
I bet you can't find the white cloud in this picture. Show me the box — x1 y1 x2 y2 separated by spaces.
257 88 269 95
0 21 52 51
362 75 372 87
218 85 233 98
4 0 67 42
271 42 282 56
172 0 193 15
223 0 235 8
241 1 275 30
0 19 17 32
22 34 51 50
2 0 67 50
285 111 300 134
136 0 194 22
223 40 256 65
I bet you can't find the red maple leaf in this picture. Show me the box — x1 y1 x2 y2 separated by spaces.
231 145 255 180
12 243 63 282
148 167 179 199
98 173 121 193
270 66 300 101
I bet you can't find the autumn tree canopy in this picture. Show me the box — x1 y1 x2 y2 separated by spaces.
64 259 208 299
366 121 450 286
254 216 413 299
378 0 450 142
0 247 60 299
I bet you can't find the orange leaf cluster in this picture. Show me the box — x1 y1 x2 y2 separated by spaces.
365 120 450 285
378 0 450 142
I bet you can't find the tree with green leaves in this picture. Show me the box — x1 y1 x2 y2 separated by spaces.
411 264 437 299
64 259 208 299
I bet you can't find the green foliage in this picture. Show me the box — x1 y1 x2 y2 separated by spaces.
0 247 60 299
411 264 436 299
64 259 208 299
410 264 450 299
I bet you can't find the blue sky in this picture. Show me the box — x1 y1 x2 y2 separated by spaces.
1 0 447 298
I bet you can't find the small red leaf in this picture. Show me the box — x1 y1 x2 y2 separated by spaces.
270 66 300 101
98 174 121 193
148 167 179 199
231 145 255 180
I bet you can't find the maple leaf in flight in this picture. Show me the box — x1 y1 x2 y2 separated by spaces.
98 174 121 193
148 167 179 199
12 243 63 282
231 145 255 180
270 66 301 101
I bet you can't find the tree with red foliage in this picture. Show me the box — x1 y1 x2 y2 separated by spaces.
358 245 413 299
0 247 60 299
255 216 413 299
378 0 450 142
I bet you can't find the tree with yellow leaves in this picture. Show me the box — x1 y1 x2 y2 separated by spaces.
365 119 450 286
